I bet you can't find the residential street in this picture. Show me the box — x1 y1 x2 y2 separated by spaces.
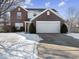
38 43 79 59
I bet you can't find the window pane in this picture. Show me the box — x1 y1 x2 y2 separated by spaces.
17 12 22 19
16 19 20 23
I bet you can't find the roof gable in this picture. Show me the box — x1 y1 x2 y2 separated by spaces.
30 8 64 22
10 6 28 12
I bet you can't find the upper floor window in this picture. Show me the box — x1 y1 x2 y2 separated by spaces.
17 12 22 19
33 13 37 16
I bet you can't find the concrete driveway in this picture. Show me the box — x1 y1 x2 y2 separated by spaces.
37 33 79 59
38 33 79 47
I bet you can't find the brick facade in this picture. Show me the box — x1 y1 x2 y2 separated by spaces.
10 6 28 31
10 6 28 27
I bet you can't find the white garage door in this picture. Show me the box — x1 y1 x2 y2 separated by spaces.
36 21 60 33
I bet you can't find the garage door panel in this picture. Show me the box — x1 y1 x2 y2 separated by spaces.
36 21 60 33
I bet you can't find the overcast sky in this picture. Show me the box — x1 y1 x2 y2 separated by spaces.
22 0 79 19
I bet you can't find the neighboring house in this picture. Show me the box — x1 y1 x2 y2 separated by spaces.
0 18 4 32
0 13 10 32
3 6 67 33
66 19 79 33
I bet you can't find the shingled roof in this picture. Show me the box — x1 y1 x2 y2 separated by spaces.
26 8 57 12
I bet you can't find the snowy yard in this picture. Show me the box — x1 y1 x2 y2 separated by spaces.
66 33 79 39
0 32 43 59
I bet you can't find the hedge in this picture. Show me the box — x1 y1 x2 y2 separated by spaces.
29 23 36 33
61 24 68 33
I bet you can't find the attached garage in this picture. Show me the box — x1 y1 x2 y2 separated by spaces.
36 21 60 33
29 8 66 33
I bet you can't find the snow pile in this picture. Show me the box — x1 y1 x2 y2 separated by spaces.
17 32 43 42
0 33 40 59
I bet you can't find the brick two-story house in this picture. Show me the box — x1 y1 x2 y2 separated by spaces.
5 6 67 33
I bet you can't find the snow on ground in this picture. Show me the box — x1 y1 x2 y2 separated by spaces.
17 32 43 42
0 32 43 59
66 33 79 39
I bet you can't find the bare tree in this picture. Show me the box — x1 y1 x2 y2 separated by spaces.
0 0 25 16
0 0 25 32
66 7 79 32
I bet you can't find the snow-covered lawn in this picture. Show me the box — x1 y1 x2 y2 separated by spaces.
0 32 43 59
66 33 79 39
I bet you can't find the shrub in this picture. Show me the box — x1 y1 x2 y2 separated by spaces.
20 27 24 31
61 24 68 33
29 23 36 33
0 27 4 32
11 26 17 32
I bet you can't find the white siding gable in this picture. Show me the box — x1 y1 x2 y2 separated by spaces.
28 10 41 19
